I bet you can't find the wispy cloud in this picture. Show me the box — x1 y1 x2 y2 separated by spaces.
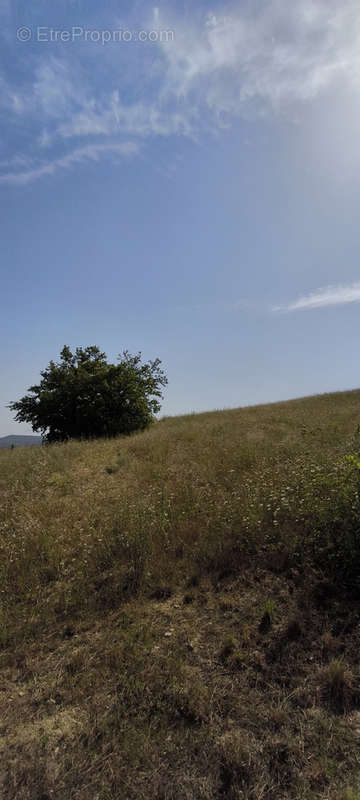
0 142 137 185
56 94 197 141
155 1 360 113
2 0 360 184
274 282 360 312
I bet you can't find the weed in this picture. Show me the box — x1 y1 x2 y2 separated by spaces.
219 635 237 662
0 607 9 648
218 730 259 794
321 659 354 713
263 597 276 620
342 789 360 800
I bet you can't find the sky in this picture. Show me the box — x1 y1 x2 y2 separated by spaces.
1 0 360 435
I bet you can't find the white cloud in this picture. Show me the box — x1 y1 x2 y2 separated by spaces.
0 142 138 185
154 0 360 114
274 282 360 311
0 77 26 114
52 0 360 149
0 59 86 120
33 59 83 119
57 94 197 141
3 0 360 183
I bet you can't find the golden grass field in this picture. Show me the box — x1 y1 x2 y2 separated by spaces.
1 390 360 799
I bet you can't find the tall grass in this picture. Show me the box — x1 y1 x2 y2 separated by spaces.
1 389 360 642
2 390 360 800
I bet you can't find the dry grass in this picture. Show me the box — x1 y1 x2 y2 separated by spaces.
1 390 360 797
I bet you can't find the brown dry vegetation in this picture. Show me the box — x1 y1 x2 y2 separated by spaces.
1 390 360 798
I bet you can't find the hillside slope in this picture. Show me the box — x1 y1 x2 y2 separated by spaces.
1 390 360 799
0 434 42 449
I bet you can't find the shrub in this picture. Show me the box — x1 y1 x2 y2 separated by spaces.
9 345 167 443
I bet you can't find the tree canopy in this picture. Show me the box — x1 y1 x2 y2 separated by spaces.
9 345 168 443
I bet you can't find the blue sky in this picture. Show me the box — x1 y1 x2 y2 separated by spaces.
2 0 360 435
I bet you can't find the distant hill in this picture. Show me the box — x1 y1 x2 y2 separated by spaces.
0 435 42 449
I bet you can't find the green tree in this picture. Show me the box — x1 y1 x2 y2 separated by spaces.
9 345 167 443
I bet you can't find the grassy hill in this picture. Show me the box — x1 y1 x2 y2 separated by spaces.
1 390 360 799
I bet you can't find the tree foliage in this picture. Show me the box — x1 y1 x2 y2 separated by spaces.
9 345 168 443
